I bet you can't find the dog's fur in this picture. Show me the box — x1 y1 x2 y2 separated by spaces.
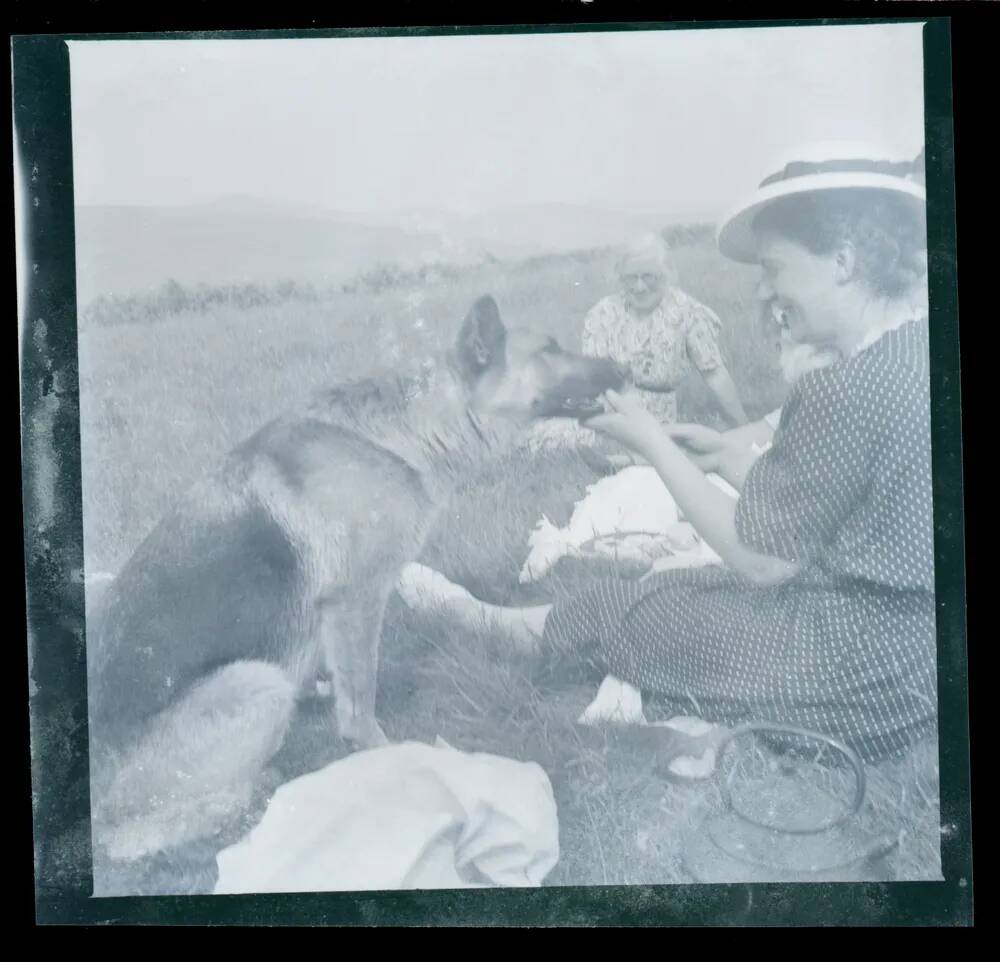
88 295 623 878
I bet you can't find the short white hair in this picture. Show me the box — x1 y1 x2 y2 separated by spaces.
615 232 677 282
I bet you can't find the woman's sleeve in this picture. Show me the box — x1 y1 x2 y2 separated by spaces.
683 299 725 374
581 301 610 358
734 366 875 563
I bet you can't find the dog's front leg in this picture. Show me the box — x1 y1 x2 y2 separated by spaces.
317 584 391 750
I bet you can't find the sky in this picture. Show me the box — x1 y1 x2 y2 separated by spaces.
67 22 926 222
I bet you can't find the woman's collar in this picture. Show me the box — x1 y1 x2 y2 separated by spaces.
851 295 928 357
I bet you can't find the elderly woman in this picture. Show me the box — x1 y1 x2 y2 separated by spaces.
400 144 934 764
582 233 748 428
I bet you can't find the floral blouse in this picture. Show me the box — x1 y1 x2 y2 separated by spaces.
581 288 725 424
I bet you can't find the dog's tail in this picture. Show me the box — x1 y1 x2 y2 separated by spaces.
92 660 295 878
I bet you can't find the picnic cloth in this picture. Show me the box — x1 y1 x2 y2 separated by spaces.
214 740 559 893
519 465 733 583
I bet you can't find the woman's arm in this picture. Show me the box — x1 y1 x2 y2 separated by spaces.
724 418 776 449
666 420 774 491
681 300 748 426
587 392 800 585
645 439 797 584
703 365 749 426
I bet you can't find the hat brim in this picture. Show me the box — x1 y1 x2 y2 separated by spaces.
716 172 927 264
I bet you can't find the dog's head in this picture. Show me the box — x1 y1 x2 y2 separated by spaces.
454 295 625 422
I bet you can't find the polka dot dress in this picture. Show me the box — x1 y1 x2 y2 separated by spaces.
544 320 937 763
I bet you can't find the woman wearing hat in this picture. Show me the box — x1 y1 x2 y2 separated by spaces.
399 144 934 763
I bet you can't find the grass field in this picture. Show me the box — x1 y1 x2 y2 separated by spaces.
78 238 942 890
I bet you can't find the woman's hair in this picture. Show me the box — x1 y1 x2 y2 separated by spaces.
615 232 679 285
752 189 927 298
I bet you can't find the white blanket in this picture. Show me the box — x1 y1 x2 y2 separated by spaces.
520 465 735 583
214 740 559 894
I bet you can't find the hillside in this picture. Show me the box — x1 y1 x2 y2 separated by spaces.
73 198 707 307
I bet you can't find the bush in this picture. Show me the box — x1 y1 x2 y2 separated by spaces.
80 278 326 327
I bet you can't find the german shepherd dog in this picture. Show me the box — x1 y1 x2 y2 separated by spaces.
88 295 623 879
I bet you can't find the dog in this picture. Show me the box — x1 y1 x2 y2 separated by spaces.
87 294 623 875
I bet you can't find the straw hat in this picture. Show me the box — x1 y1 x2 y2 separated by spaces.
717 141 926 263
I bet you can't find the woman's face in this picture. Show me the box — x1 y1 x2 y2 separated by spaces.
754 230 844 349
618 253 668 314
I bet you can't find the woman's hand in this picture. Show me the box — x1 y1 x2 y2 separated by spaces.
667 420 774 489
664 423 727 472
583 389 670 461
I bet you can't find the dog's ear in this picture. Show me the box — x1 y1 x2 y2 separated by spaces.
455 295 507 381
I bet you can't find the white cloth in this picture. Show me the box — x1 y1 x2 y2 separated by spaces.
575 681 722 779
577 675 646 726
214 740 559 894
520 465 734 583
762 408 782 431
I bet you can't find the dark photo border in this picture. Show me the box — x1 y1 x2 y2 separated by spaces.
16 8 972 926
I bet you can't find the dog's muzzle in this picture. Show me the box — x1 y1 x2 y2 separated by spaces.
535 358 626 419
